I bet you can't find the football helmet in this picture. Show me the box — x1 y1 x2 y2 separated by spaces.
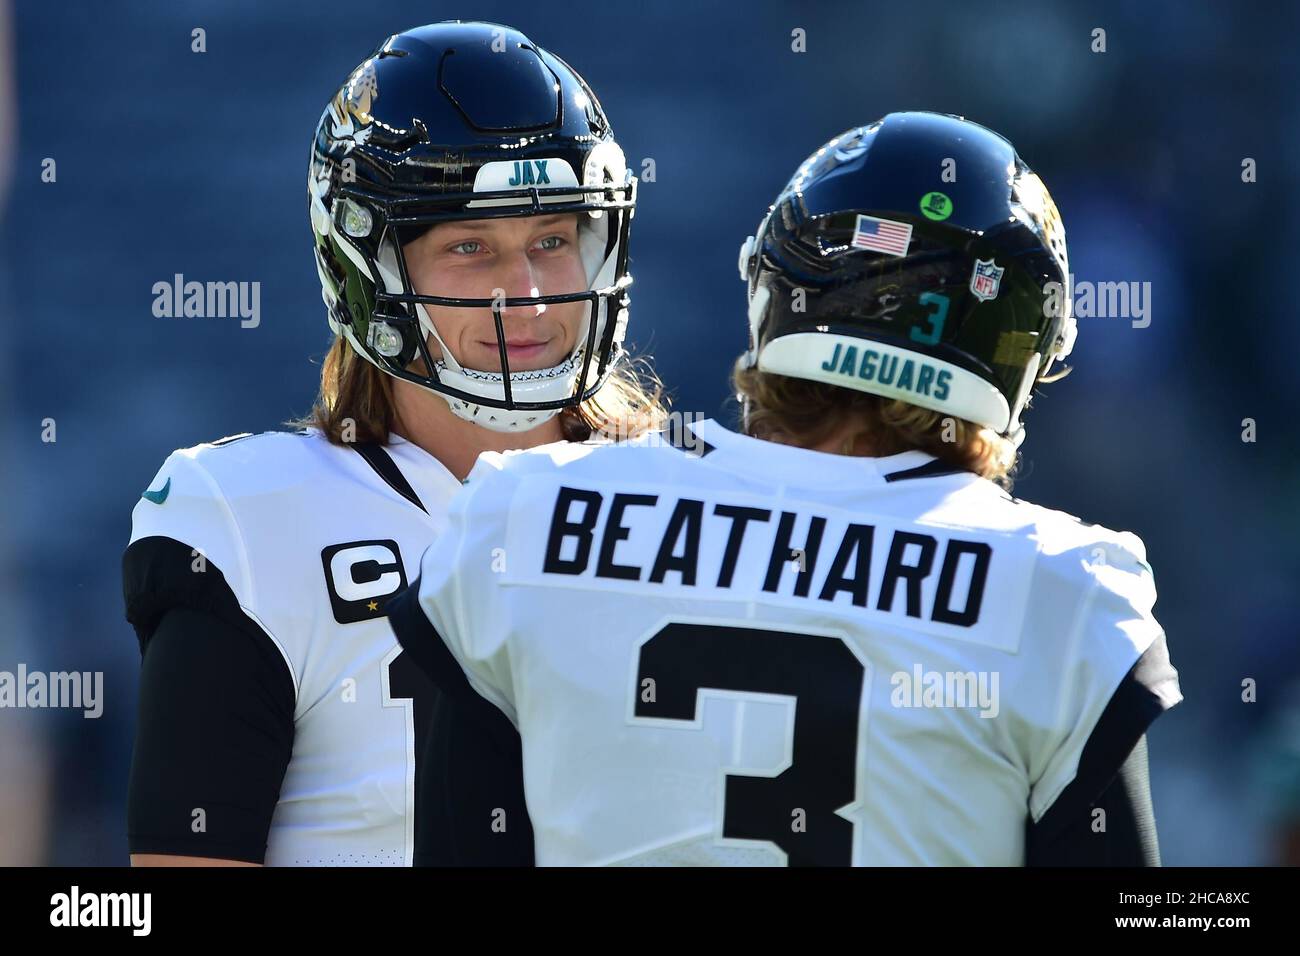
737 111 1074 445
309 21 636 431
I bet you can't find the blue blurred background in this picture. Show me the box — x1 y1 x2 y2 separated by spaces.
1 0 1296 865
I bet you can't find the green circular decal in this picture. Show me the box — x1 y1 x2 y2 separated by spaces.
920 191 952 221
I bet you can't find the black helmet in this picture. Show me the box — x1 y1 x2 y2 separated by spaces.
309 21 636 431
737 111 1074 444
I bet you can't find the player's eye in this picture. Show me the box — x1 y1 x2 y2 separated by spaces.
535 235 566 251
449 240 483 255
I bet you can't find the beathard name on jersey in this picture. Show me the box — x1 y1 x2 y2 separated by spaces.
499 480 1031 647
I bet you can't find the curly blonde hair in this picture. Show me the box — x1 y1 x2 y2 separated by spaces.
290 336 668 446
733 360 1019 488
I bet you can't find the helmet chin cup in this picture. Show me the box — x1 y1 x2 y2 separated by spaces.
444 396 563 433
430 349 586 433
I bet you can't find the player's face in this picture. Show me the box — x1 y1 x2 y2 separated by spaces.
402 213 588 373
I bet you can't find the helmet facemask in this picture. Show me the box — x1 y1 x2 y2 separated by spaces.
313 161 636 433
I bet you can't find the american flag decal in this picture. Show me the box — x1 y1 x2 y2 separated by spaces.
850 214 913 257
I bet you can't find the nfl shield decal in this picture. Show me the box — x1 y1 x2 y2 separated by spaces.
969 258 1005 301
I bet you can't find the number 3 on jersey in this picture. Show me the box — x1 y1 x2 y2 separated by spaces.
632 621 869 866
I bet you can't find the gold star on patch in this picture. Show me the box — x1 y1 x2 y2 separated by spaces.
367 601 379 612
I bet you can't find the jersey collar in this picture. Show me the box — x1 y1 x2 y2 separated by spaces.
383 432 464 502
688 418 940 489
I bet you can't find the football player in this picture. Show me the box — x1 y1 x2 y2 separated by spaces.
387 112 1183 866
122 21 664 866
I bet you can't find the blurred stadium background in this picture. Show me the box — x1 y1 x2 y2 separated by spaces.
0 0 1296 865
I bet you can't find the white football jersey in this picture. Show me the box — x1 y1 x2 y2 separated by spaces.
404 418 1179 865
128 428 461 865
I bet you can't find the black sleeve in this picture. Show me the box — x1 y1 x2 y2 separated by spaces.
124 537 295 863
414 691 535 866
385 578 479 702
386 581 535 866
1026 735 1160 866
1026 633 1180 866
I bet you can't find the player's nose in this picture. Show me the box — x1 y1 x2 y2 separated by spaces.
492 251 546 321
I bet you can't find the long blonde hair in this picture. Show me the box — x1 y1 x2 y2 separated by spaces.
733 361 1019 487
290 336 668 446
